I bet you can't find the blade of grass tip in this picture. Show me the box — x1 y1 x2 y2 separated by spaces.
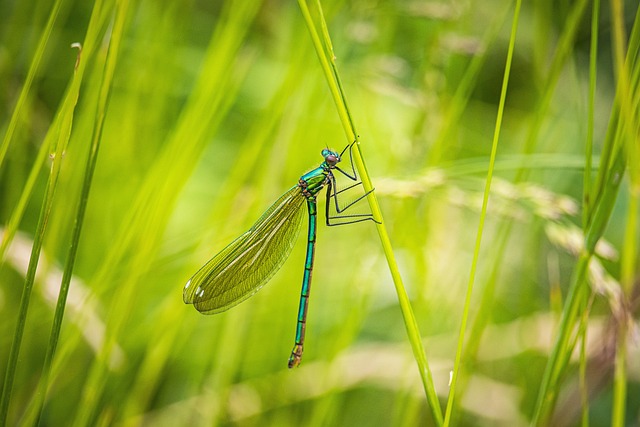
0 42 77 427
298 1 443 424
442 1 521 425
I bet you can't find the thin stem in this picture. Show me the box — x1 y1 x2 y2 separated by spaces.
297 1 443 424
579 293 595 427
443 1 521 424
0 61 72 427
34 3 109 420
609 1 631 424
583 0 599 228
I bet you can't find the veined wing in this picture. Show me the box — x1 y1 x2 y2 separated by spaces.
184 185 306 314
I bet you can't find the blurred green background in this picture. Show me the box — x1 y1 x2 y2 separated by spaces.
1 0 639 425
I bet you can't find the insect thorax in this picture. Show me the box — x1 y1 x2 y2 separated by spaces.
299 166 329 198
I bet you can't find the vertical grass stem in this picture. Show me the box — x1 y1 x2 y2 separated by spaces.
297 0 443 424
442 1 521 424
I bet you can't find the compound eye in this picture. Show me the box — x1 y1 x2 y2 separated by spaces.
326 153 338 166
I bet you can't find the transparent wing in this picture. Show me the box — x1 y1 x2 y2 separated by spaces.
184 186 306 314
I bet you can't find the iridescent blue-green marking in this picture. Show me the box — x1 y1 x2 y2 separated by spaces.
184 144 374 368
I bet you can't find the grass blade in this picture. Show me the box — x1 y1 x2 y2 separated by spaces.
609 1 640 425
0 29 79 427
443 1 521 424
28 0 114 422
297 1 443 424
532 5 640 419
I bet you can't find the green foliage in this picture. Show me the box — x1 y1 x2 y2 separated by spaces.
0 0 638 426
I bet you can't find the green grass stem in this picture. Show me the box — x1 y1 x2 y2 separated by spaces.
577 2 600 424
31 42 85 425
583 0 599 229
442 1 521 425
297 1 443 424
532 251 592 425
610 1 640 425
28 0 115 423
0 25 79 427
531 118 628 425
578 294 594 427
453 10 596 405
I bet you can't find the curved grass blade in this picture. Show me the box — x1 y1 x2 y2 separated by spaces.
184 186 305 314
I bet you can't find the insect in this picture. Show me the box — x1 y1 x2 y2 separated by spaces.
183 142 376 368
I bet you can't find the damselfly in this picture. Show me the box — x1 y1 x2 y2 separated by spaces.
184 142 375 368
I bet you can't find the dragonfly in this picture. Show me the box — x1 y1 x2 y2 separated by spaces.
183 142 376 368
